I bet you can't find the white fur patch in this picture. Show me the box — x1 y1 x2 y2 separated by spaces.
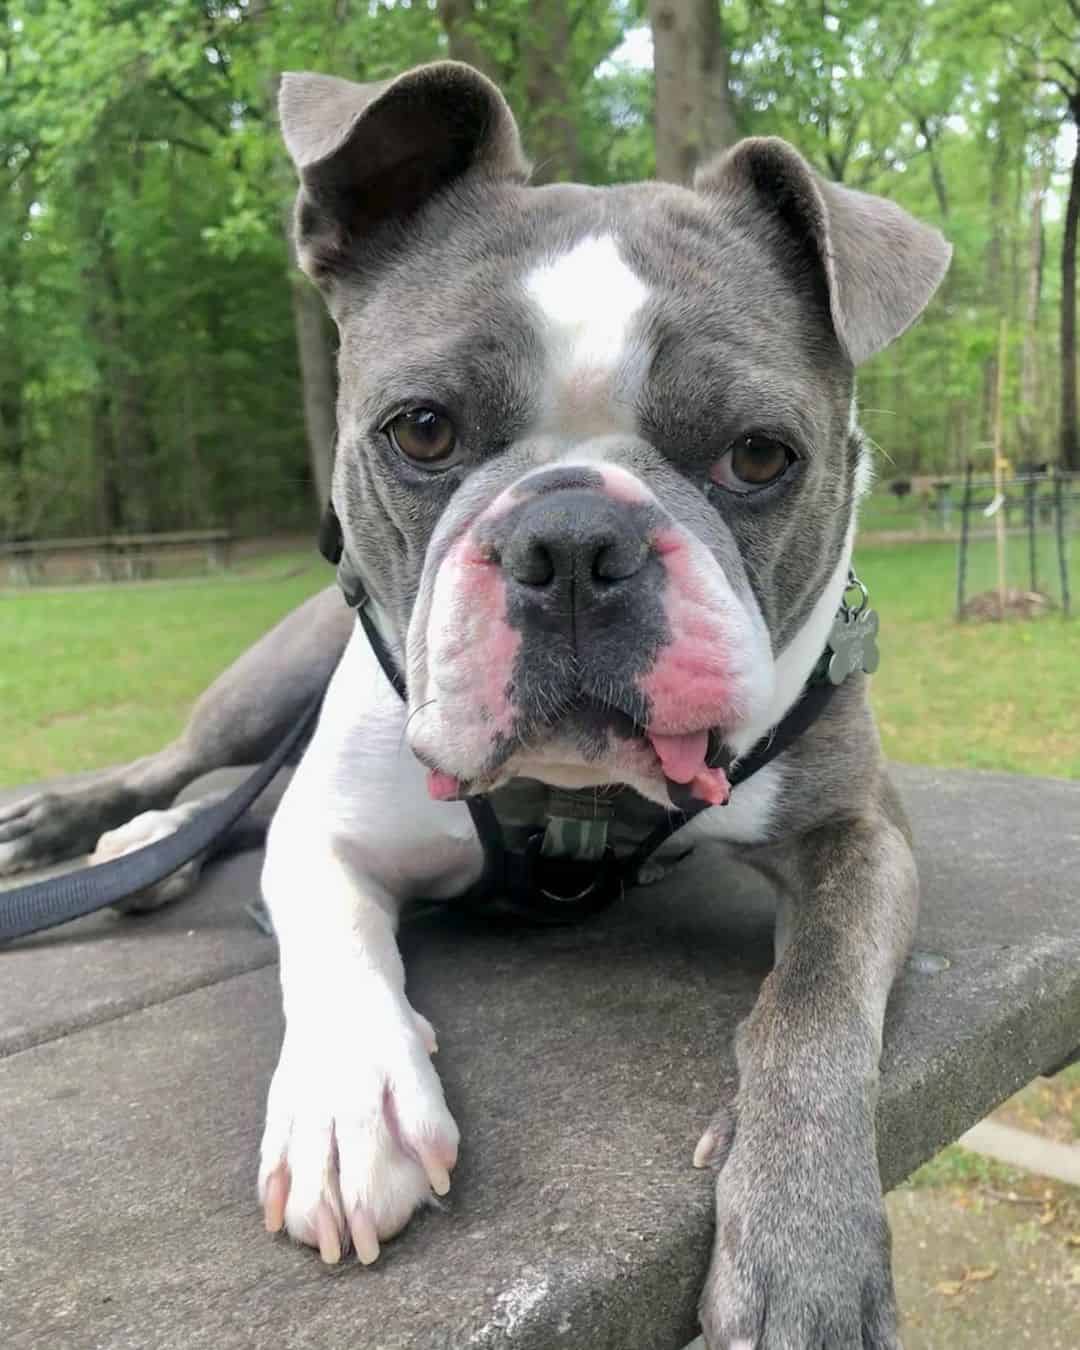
731 519 856 758
524 234 648 438
673 761 782 849
854 444 875 500
850 395 875 500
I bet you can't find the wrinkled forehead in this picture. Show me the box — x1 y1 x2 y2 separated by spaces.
335 181 847 432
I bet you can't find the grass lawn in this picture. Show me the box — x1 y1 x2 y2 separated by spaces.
859 537 1080 780
0 551 330 785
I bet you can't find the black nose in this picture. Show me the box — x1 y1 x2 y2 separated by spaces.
498 489 649 609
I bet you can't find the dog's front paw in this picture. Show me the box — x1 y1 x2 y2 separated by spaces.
258 1001 459 1265
699 1144 898 1350
92 803 213 911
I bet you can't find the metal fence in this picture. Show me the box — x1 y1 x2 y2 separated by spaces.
954 467 1075 619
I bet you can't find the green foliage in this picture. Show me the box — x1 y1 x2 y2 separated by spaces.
731 0 1076 476
0 0 1074 538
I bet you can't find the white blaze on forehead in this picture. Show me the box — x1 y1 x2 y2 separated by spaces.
524 234 649 437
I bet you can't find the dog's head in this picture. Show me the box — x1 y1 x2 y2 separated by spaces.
280 63 949 807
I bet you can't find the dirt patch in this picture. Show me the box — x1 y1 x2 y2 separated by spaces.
960 587 1057 621
889 1179 1080 1348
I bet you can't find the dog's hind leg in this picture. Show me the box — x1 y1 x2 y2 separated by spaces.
0 585 353 877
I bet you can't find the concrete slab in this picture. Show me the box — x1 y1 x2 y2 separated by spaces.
0 770 287 1056
0 848 273 1056
1 765 1078 1349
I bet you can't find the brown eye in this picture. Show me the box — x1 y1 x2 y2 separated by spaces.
731 435 792 484
386 408 456 464
712 434 795 492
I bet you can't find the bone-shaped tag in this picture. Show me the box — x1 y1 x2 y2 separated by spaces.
826 607 880 686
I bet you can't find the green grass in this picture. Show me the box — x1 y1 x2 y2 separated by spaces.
904 1145 1026 1191
857 537 1080 780
0 551 329 785
857 492 940 536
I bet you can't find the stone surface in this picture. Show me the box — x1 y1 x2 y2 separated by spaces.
1 764 1078 1349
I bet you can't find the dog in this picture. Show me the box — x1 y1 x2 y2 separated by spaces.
0 62 950 1347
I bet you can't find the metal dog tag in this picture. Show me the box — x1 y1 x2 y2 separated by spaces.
826 606 880 685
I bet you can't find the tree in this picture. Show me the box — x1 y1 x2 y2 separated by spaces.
1 0 1075 540
649 0 736 183
994 0 1080 468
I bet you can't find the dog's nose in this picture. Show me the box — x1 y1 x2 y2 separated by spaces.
499 490 649 607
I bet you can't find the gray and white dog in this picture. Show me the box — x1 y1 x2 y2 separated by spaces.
0 63 950 1348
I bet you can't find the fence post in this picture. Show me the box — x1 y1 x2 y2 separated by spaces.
956 462 974 620
1026 477 1038 593
1055 467 1071 619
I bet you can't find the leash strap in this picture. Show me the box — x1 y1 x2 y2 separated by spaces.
0 695 322 944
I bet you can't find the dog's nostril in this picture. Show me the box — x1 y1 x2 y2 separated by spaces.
512 541 556 587
593 537 647 583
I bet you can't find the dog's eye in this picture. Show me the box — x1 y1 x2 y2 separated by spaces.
386 408 456 464
712 435 795 493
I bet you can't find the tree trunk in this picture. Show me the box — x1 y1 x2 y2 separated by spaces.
0 224 26 526
76 164 126 534
97 222 153 530
650 0 736 184
1018 152 1046 464
522 0 582 182
980 122 1008 446
264 55 339 511
1061 106 1080 471
291 275 337 506
437 0 503 83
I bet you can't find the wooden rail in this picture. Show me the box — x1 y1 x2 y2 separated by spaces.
1 530 232 584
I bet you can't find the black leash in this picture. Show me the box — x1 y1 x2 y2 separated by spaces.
0 696 322 944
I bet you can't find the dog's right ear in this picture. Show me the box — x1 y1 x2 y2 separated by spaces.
279 63 528 281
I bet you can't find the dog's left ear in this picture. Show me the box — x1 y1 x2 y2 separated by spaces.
279 63 528 280
696 138 951 365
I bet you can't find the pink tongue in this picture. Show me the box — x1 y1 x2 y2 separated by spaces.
426 769 465 801
649 730 710 784
649 730 731 807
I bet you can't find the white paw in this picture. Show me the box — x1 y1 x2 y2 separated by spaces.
258 999 459 1265
636 858 670 886
91 804 208 912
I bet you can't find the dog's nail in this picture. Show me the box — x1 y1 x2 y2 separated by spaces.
263 1165 289 1232
414 1011 438 1056
427 1161 452 1196
693 1128 717 1169
315 1200 342 1264
416 1142 453 1195
349 1209 381 1265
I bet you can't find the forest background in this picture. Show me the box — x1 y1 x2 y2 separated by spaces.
1 0 1076 541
